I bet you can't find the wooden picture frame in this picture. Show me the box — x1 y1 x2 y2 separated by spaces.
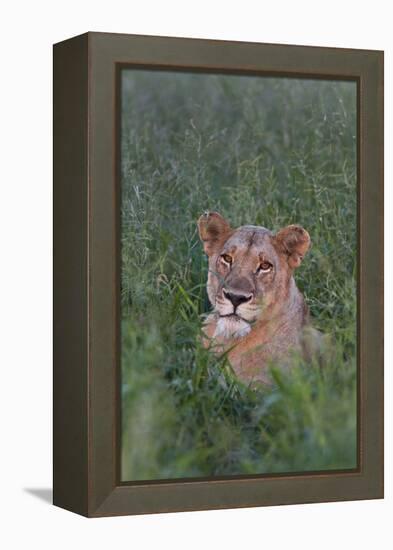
53 32 383 517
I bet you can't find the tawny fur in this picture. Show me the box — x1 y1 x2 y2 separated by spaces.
198 211 318 385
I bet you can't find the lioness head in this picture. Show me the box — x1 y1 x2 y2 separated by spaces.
198 212 311 340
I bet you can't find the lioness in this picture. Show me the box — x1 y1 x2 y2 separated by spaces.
198 211 319 384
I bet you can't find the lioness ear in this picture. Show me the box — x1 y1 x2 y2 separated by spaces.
197 211 232 256
274 225 311 268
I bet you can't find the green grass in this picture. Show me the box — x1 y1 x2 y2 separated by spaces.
120 70 357 481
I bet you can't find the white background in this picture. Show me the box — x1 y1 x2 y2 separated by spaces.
0 1 390 548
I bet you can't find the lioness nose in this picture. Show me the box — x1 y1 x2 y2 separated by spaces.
223 290 252 308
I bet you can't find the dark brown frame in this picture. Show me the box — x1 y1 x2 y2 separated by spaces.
53 32 384 517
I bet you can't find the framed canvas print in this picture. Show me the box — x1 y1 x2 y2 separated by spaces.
53 32 383 517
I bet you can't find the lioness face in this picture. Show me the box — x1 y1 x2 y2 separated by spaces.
198 212 310 339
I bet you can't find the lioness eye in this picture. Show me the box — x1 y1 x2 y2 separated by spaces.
258 261 273 273
221 254 232 265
